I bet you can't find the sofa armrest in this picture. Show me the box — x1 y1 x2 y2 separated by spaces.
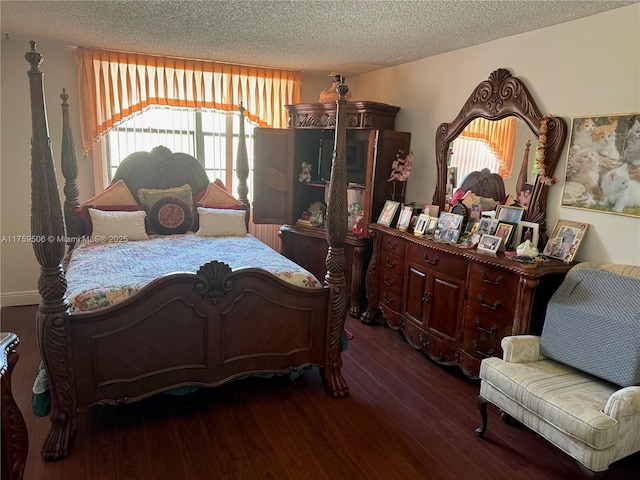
501 335 543 363
604 386 640 459
604 386 640 418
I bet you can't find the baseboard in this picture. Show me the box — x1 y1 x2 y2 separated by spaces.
1 290 40 308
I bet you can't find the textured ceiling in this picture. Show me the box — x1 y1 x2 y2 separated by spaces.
1 1 637 76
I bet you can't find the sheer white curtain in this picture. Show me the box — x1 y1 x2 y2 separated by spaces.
449 137 501 187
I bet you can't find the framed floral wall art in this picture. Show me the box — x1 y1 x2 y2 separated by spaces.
562 113 640 218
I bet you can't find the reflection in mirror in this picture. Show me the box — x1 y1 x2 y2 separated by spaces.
447 117 539 207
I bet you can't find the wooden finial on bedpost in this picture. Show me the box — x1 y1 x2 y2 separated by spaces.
322 74 349 397
60 88 82 249
25 41 77 461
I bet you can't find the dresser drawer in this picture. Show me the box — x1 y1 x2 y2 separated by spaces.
406 243 466 279
461 306 513 360
379 287 402 313
380 232 406 256
380 251 405 277
467 282 517 320
468 262 518 298
379 270 404 297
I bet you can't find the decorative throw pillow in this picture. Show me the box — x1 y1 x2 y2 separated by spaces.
88 208 149 242
196 207 247 237
138 184 194 211
77 204 146 236
80 179 138 207
193 182 242 206
148 197 193 234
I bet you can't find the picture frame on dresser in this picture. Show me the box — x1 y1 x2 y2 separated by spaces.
413 214 429 236
542 220 589 262
397 206 413 231
425 216 438 235
434 211 464 243
477 234 502 254
515 221 539 248
378 200 401 227
494 222 515 251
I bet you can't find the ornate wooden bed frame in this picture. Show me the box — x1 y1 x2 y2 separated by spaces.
26 41 350 461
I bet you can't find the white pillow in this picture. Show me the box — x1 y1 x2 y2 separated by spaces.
88 208 149 242
196 207 247 237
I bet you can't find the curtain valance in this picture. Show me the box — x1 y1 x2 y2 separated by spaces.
75 47 302 153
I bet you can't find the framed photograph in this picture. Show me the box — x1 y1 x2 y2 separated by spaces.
543 220 589 262
494 222 515 251
378 200 400 227
562 113 640 218
447 166 458 188
464 219 479 235
413 214 429 236
422 204 440 217
425 216 438 235
476 217 498 236
477 234 502 254
435 212 464 244
515 221 539 247
436 226 461 244
496 205 525 224
470 203 481 220
397 206 413 231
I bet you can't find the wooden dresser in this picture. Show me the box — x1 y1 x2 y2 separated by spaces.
361 224 574 378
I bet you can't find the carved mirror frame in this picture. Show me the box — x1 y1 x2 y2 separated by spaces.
433 68 567 240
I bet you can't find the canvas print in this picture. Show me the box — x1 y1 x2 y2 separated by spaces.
563 113 640 218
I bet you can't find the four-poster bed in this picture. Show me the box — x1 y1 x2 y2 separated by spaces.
26 40 350 461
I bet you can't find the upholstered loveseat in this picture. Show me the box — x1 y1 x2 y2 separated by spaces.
476 263 640 478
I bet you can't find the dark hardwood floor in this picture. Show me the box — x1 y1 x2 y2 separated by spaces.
2 305 638 479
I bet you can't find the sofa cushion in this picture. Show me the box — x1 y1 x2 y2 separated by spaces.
480 357 619 450
540 267 640 387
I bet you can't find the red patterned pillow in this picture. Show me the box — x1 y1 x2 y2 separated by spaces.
149 197 193 234
77 204 145 236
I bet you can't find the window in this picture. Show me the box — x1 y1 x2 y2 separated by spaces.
106 106 255 199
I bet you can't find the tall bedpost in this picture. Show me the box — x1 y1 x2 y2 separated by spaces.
322 75 349 397
60 88 82 247
235 103 250 211
25 41 77 461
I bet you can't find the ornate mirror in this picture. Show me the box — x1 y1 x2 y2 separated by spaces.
433 68 567 242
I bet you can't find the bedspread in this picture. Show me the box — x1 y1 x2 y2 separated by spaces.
66 233 322 312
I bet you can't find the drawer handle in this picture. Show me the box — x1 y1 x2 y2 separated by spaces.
474 318 498 334
477 294 502 311
480 270 504 285
382 292 394 305
472 340 495 358
421 291 431 302
383 275 394 287
386 240 398 249
422 253 440 265
385 258 397 268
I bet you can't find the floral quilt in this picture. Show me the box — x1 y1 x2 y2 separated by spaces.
66 233 322 312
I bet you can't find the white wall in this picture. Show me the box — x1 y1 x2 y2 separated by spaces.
348 5 640 265
2 6 639 305
1 36 93 306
